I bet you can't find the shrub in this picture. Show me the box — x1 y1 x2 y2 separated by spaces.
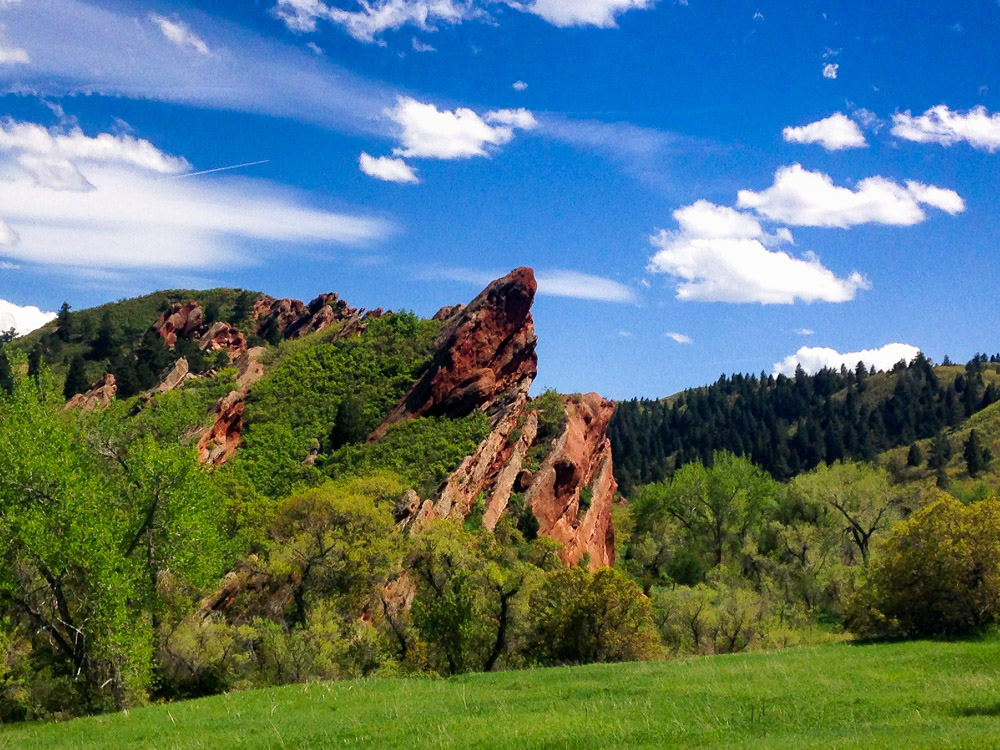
527 567 659 665
847 497 1000 638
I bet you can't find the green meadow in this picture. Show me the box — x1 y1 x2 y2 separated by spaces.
6 637 1000 750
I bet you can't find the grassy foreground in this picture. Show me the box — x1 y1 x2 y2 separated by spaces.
4 638 1000 749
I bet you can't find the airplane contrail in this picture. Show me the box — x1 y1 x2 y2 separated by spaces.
162 159 271 180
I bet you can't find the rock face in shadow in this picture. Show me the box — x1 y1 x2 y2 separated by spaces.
372 267 538 439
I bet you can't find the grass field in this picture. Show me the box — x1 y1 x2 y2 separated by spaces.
4 637 1000 749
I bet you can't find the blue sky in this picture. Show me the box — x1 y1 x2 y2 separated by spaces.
0 0 998 398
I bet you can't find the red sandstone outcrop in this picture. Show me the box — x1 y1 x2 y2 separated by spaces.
388 268 617 568
432 304 465 322
153 301 204 347
372 267 538 438
255 297 306 338
522 394 617 567
284 293 357 339
199 322 247 358
198 390 246 465
197 347 267 466
151 357 191 395
64 373 117 410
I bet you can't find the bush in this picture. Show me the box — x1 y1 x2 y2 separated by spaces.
526 567 659 665
847 497 1000 638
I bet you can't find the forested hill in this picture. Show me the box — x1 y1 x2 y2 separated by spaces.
609 354 1000 494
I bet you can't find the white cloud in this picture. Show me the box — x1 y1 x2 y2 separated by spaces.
647 200 869 305
16 154 94 191
782 112 867 151
0 42 28 64
0 218 19 246
773 343 920 376
0 0 395 136
150 14 211 56
275 0 482 41
0 118 189 177
618 330 633 337
513 80 528 91
666 331 692 344
274 0 656 39
794 328 814 336
736 164 965 228
822 63 839 79
431 267 635 303
535 269 636 303
511 0 657 28
411 37 436 52
0 298 56 337
0 164 391 269
359 152 420 183
387 96 536 160
891 105 1000 152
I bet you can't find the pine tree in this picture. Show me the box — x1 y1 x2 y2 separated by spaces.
0 347 13 394
964 430 992 477
55 302 73 341
906 443 923 467
928 433 953 471
63 354 90 400
90 311 116 360
27 341 44 379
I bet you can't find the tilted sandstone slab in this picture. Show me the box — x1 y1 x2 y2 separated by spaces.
152 301 204 347
64 373 117 410
372 267 538 439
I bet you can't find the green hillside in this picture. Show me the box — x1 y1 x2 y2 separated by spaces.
5 637 1000 749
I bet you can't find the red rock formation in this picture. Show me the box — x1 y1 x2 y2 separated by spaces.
285 293 357 339
64 373 117 410
152 301 204 347
373 267 538 438
522 394 618 568
255 298 305 338
388 268 617 568
432 304 465 322
198 390 245 465
199 322 248 357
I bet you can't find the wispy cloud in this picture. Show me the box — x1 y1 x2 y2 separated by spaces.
666 331 692 344
428 267 637 303
150 14 211 56
359 152 420 183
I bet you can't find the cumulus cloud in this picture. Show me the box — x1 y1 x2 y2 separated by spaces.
773 343 920 376
387 96 536 159
0 118 189 181
0 298 56 337
273 0 657 39
150 14 211 55
736 164 965 228
782 112 867 151
511 0 658 28
666 331 692 344
647 200 869 305
822 63 838 79
891 105 1000 152
513 80 528 91
359 152 419 183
